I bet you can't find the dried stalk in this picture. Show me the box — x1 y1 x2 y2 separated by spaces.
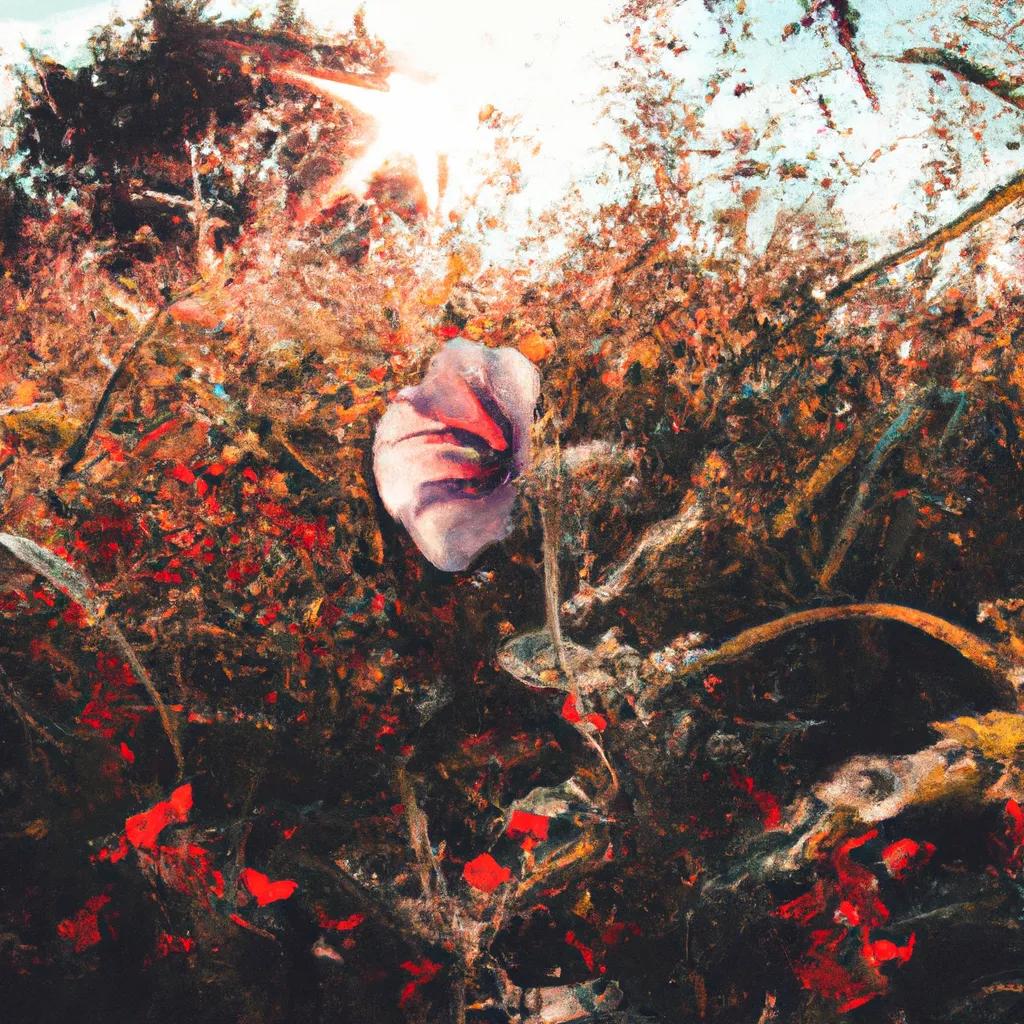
0 660 69 754
816 169 1024 317
539 432 573 687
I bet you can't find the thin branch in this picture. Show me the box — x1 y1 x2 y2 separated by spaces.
0 660 70 754
739 167 1024 369
885 48 1024 113
816 169 1024 316
541 483 571 683
536 415 574 687
772 429 862 538
397 769 445 905
579 728 619 805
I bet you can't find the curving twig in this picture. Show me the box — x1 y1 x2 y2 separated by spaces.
644 602 1014 701
60 277 206 480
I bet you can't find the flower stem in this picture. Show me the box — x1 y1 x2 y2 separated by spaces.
539 439 572 686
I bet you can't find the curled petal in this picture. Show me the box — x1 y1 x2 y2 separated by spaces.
373 339 540 571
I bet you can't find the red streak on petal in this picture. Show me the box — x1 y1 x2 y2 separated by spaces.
430 374 509 451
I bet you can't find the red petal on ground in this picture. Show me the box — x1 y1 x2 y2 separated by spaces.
561 693 582 724
463 853 512 894
881 838 935 879
507 809 550 843
125 783 193 850
239 867 299 906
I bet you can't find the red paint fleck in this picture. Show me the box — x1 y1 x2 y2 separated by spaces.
565 930 596 971
155 933 195 957
370 593 386 614
319 911 365 932
1000 799 1024 874
63 601 89 628
881 838 935 879
835 899 861 926
585 712 608 732
265 692 278 703
399 957 442 1006
463 853 512 894
239 867 299 906
838 994 878 1013
119 742 135 764
134 418 179 454
729 766 782 828
57 892 111 952
125 783 193 850
80 652 143 738
863 933 915 967
561 693 582 724
774 827 916 1010
508 809 550 843
775 882 828 925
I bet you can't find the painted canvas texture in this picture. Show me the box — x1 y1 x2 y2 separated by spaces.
1 1 1024 1022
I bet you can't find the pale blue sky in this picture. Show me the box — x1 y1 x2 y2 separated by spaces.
3 0 89 14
